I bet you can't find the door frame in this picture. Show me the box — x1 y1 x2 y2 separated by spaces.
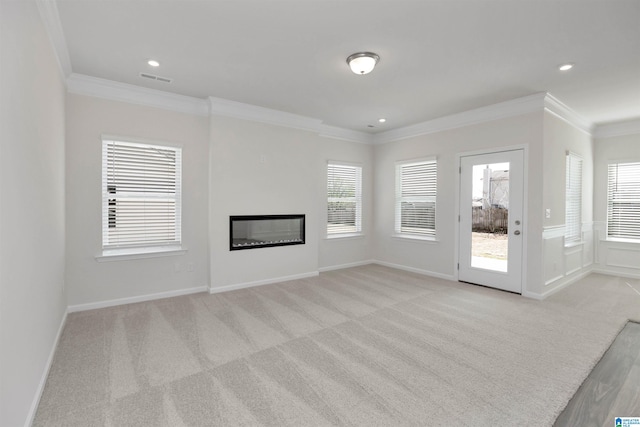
454 145 529 294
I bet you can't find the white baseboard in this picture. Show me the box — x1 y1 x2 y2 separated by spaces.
318 260 375 273
533 268 593 300
592 267 640 280
209 271 319 294
372 260 456 281
545 274 565 286
25 309 67 427
67 285 208 313
521 290 545 300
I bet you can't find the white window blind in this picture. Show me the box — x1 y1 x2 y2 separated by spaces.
395 159 437 236
102 139 182 250
564 152 583 245
327 163 362 235
607 161 640 241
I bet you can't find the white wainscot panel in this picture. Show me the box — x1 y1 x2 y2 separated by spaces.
582 230 594 267
606 246 640 270
543 235 565 285
564 245 583 276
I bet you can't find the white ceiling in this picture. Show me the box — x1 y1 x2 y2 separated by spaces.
54 0 640 133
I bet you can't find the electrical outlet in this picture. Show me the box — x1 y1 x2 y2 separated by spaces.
187 262 194 272
545 208 551 219
174 262 183 273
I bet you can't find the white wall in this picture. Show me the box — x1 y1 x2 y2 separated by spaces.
208 115 373 290
63 91 374 302
541 111 594 292
65 94 210 308
0 1 67 425
209 116 319 289
373 112 545 294
593 129 640 278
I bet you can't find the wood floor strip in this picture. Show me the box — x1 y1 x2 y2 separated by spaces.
554 321 640 426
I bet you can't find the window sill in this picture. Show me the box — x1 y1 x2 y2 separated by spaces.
392 234 438 243
604 237 640 245
326 233 364 240
96 246 187 262
564 241 584 248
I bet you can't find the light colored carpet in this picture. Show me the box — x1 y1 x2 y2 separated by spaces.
34 265 640 426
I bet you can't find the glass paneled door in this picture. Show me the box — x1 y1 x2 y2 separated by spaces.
458 149 524 293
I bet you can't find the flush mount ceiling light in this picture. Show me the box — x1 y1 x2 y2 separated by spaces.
559 63 574 71
147 60 160 67
378 118 387 123
347 52 380 75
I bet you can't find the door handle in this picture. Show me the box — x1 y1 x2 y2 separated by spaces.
514 230 521 235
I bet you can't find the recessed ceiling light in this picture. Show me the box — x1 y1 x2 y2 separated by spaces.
378 118 386 123
559 63 574 71
148 60 160 67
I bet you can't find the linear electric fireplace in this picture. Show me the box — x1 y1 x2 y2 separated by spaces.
230 214 305 251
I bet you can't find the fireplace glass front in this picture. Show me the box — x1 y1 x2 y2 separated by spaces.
230 215 305 250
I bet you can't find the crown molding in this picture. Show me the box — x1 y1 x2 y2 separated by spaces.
208 97 372 143
65 73 370 143
66 72 603 145
318 124 373 144
594 118 640 139
67 73 210 116
543 93 593 135
373 93 548 144
208 96 323 133
371 92 595 144
36 0 72 79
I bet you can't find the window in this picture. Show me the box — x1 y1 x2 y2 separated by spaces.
327 162 362 236
564 152 583 245
102 138 182 252
395 159 437 237
607 161 640 241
